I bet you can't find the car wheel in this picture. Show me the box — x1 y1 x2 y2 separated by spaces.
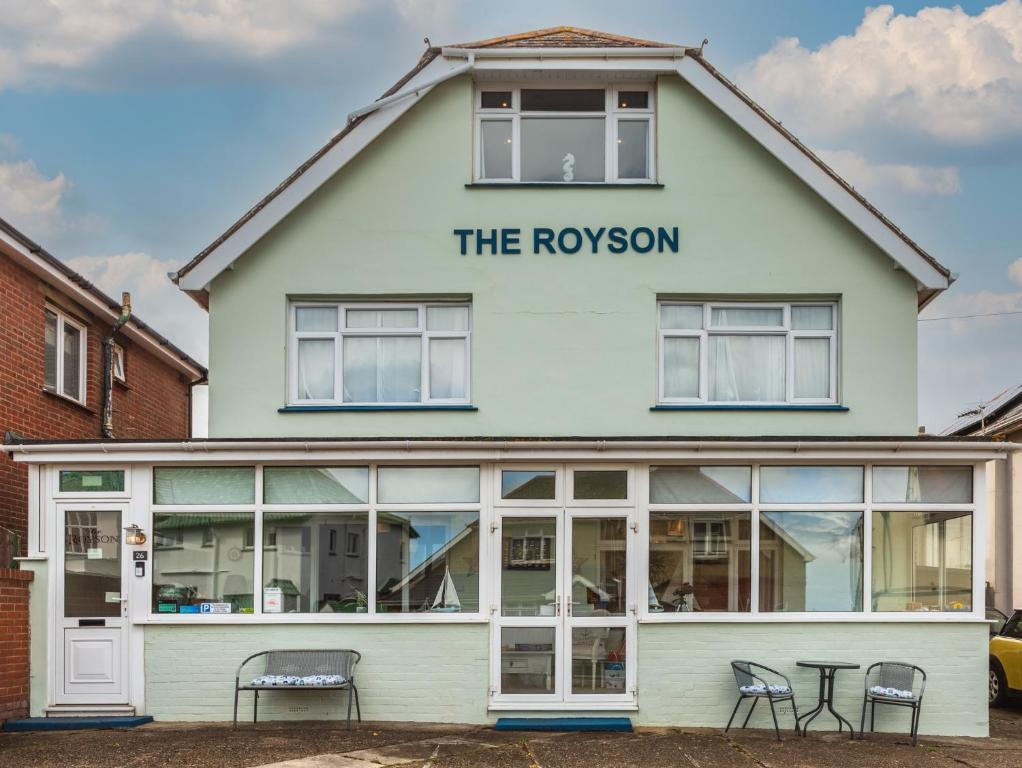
990 662 1008 707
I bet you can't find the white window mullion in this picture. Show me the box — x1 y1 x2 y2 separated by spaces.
750 465 760 613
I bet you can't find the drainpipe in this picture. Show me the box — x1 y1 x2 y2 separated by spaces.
102 292 132 438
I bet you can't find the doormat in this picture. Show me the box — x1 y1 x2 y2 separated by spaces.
495 717 632 732
3 715 153 732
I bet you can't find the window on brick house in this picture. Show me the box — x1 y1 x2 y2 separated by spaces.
112 344 126 383
44 306 87 404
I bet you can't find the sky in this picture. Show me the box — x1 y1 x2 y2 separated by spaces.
1 0 1020 432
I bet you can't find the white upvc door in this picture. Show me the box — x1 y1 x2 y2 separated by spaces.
54 503 130 705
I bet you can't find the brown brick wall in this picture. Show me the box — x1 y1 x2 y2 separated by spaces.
0 568 33 723
0 252 195 548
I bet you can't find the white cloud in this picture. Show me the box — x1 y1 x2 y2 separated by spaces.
65 251 207 364
739 1 1022 145
1009 256 1022 286
0 158 71 235
817 149 959 196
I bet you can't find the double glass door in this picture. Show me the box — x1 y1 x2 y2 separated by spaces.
492 467 635 708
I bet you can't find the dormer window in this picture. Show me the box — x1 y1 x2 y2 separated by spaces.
475 85 655 184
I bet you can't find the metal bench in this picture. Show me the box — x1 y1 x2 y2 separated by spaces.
233 649 362 729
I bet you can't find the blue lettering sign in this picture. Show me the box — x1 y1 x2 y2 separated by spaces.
453 227 679 256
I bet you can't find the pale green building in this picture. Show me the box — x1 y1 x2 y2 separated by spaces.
10 27 1005 737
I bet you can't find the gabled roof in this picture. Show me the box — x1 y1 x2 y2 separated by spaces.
0 216 206 380
943 384 1022 437
174 26 952 309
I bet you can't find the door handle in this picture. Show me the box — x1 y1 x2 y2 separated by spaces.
555 595 561 616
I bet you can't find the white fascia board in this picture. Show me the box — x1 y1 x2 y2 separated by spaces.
469 57 678 73
179 55 464 292
442 47 689 58
0 229 203 379
675 58 949 292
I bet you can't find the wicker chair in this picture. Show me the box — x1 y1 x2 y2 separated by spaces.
859 662 926 745
233 649 362 729
725 660 800 741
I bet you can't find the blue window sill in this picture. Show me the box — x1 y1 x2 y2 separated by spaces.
651 404 849 412
465 182 664 189
279 404 478 413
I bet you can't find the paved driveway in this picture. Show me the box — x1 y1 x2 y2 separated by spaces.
2 707 1021 768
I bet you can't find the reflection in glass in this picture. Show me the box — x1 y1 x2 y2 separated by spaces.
710 307 784 327
263 467 369 504
153 467 255 505
872 467 972 504
376 512 479 613
662 337 699 399
64 510 121 617
872 511 972 612
791 305 833 330
428 338 468 400
501 518 557 617
759 511 863 612
649 512 751 612
759 466 863 503
377 467 480 503
501 470 555 500
521 118 605 182
573 471 627 500
521 89 604 111
572 627 627 695
345 309 418 329
480 120 512 179
571 518 626 616
62 322 81 399
297 338 334 400
60 470 125 493
793 338 831 399
660 304 702 330
501 627 555 694
262 513 369 613
650 466 752 504
295 306 337 332
151 512 255 613
617 120 649 179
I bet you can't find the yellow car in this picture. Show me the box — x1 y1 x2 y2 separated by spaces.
990 608 1022 706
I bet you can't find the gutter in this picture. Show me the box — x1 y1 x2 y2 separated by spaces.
101 292 132 438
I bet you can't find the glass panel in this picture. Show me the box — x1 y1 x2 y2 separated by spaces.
345 308 418 329
573 471 627 500
426 306 470 331
297 338 335 400
617 91 649 109
376 511 479 613
793 338 831 399
481 91 512 109
428 338 467 400
64 510 121 617
710 307 784 327
262 512 369 613
572 627 627 695
521 89 604 112
617 120 649 179
501 470 556 500
342 336 421 403
501 627 555 694
571 518 627 616
153 467 255 505
791 305 833 330
649 512 751 612
708 335 785 402
521 118 605 183
152 512 255 613
59 470 125 493
662 337 699 398
501 517 557 616
871 511 972 612
660 304 702 330
480 120 513 180
377 467 480 503
650 466 752 504
44 310 58 390
872 466 973 503
62 322 81 399
760 466 864 503
263 467 369 504
295 306 337 332
759 511 863 612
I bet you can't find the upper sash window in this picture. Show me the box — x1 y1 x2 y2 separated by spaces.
289 302 471 406
475 85 655 184
44 306 88 404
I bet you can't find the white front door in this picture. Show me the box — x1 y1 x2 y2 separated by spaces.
55 505 129 704
490 466 636 709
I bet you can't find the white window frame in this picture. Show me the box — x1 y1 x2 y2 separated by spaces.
288 301 472 406
112 343 126 383
473 83 656 184
657 301 838 405
44 305 88 405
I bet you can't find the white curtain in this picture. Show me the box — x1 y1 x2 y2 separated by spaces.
710 307 783 327
709 335 785 401
297 339 334 400
662 337 699 398
342 336 420 403
793 337 830 398
429 338 467 399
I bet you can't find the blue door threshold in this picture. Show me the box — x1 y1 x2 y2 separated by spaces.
495 717 632 732
4 715 153 732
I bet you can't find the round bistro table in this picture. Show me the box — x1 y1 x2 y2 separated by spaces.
795 661 860 739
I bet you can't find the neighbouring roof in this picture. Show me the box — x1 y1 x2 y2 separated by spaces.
0 215 206 380
170 25 952 308
943 384 1022 437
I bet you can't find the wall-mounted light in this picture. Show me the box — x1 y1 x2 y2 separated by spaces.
124 524 147 546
